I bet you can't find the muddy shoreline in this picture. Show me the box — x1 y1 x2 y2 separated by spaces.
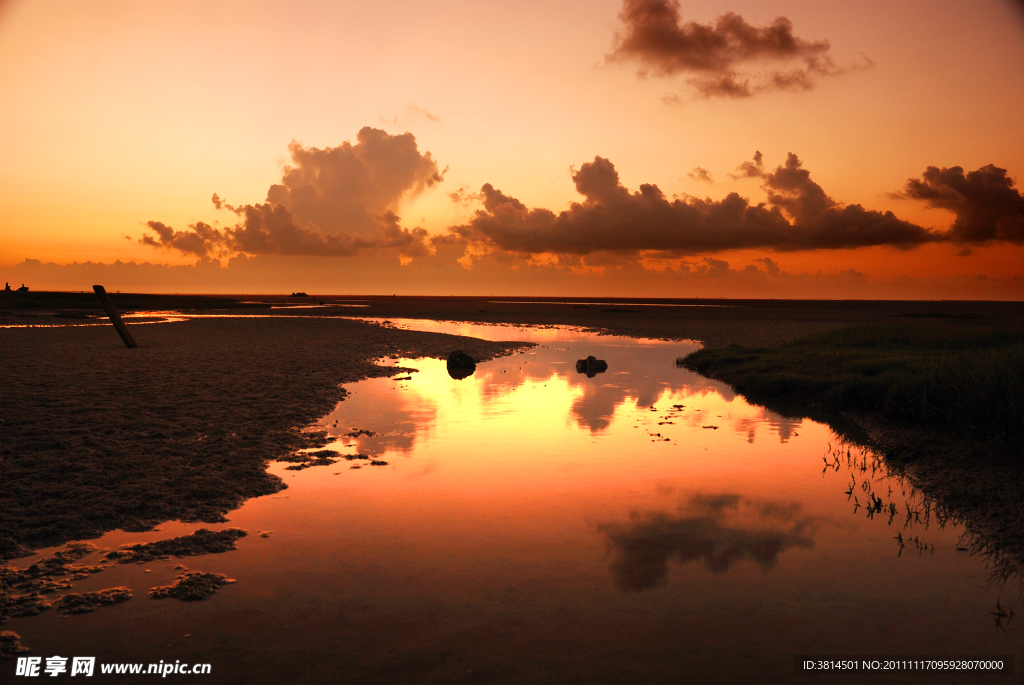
0 316 531 558
8 293 1024 347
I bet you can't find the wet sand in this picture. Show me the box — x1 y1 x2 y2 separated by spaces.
0 315 531 558
264 295 1024 347
8 293 1024 346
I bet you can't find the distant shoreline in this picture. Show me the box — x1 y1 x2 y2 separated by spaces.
6 291 1024 348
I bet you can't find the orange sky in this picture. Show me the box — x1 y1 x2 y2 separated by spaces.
1 0 1022 297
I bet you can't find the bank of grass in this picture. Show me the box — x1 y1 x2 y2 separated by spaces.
680 316 1024 454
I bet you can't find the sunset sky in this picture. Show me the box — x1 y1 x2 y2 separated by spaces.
1 0 1022 297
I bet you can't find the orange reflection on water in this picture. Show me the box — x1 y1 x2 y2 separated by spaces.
11 324 1020 682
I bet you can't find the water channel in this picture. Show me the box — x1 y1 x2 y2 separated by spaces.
7 320 1021 683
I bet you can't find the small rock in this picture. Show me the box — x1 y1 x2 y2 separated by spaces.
575 356 608 377
149 572 236 601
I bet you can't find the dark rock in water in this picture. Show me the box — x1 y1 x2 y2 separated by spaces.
447 350 476 380
343 454 371 461
575 356 608 378
55 587 132 615
149 571 235 601
448 366 475 380
1 591 52 622
447 350 476 368
279 449 339 470
0 543 108 624
0 631 29 660
103 529 247 564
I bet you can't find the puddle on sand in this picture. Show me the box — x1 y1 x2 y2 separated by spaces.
7 322 1021 683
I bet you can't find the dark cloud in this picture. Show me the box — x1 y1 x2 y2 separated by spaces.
609 1 830 74
607 0 867 98
729 150 764 180
140 207 431 258
687 73 754 99
894 164 1024 244
452 153 942 255
754 257 782 276
139 221 222 258
448 186 485 207
141 128 442 258
599 494 818 591
687 166 714 183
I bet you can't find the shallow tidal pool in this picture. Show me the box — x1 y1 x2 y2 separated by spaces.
8 321 1021 683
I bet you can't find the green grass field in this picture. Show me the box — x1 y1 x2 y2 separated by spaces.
681 316 1024 455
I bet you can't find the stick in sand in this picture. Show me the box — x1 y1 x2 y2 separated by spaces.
93 285 138 348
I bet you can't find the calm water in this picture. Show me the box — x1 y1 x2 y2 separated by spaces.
8 321 1021 683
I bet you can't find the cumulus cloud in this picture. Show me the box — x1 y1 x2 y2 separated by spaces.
729 150 764 180
451 152 942 255
141 127 442 258
599 494 818 591
265 127 443 236
139 221 222 257
607 0 869 99
687 166 714 183
448 186 485 207
141 207 432 258
893 164 1024 244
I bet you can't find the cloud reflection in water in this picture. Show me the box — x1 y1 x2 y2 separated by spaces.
314 326 805 460
599 494 819 592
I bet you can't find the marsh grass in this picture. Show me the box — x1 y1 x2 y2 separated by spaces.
680 317 1024 453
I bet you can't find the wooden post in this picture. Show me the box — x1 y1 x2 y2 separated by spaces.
93 285 138 348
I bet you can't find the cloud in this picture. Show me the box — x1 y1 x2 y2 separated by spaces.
687 166 714 183
266 127 443 236
139 221 222 257
729 150 764 180
140 207 432 259
755 256 782 275
141 127 442 258
379 105 442 127
893 164 1024 244
448 186 484 207
598 494 818 591
607 0 869 99
405 105 439 122
451 152 943 255
9 254 1024 300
